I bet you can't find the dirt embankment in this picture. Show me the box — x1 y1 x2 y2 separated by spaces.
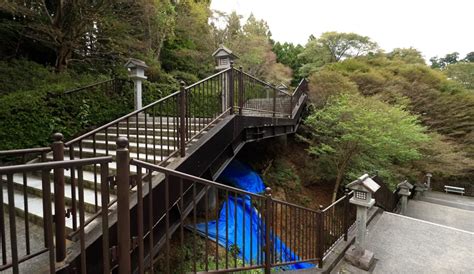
237 135 334 209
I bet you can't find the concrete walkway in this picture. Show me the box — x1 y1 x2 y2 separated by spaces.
333 212 474 274
406 199 474 232
419 191 474 211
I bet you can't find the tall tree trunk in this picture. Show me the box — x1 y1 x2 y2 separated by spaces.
55 45 70 73
332 169 344 202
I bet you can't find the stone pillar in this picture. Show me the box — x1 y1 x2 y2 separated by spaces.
344 174 380 271
414 182 426 199
426 173 432 191
397 180 413 215
133 79 143 110
125 59 148 110
355 205 368 250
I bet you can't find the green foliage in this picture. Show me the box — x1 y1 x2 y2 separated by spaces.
298 32 378 76
0 59 133 150
387 48 425 65
265 159 301 189
215 13 293 86
0 59 105 96
304 49 474 191
273 42 305 85
307 70 357 106
305 93 429 193
444 62 474 90
160 0 214 77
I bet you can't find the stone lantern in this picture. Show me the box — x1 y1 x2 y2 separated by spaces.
345 174 380 271
426 172 432 190
212 45 239 113
397 180 413 215
277 83 289 92
348 174 380 208
212 45 238 71
125 58 148 110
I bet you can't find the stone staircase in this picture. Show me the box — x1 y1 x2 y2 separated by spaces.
1 114 213 233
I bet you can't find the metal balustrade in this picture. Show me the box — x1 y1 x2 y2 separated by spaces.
0 68 311 273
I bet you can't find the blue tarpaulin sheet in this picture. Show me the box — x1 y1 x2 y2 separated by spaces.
194 160 314 270
218 160 266 194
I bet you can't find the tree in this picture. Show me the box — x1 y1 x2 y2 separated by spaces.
160 0 215 77
304 93 428 201
298 32 378 76
444 63 474 90
387 48 425 64
430 52 460 69
464 52 474 62
218 13 292 85
0 1 114 71
0 0 178 73
273 42 304 84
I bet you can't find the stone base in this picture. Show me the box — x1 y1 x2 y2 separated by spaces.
344 245 375 271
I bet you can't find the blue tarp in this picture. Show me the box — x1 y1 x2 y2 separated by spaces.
194 160 314 270
217 160 266 194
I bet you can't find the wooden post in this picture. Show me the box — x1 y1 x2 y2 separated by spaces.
264 187 273 274
52 133 66 262
179 81 187 157
116 137 131 274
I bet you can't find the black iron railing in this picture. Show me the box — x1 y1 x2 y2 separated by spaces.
373 176 400 212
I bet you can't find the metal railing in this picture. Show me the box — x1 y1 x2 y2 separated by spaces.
0 67 309 273
0 153 113 274
373 176 400 212
0 137 356 274
113 140 355 273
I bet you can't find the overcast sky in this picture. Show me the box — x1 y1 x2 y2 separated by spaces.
210 0 473 60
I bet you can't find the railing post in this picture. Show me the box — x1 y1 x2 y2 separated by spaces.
343 189 350 241
264 187 273 274
316 205 325 269
179 81 187 157
272 88 276 117
238 66 244 115
52 133 66 262
228 62 235 115
116 137 131 274
289 95 293 118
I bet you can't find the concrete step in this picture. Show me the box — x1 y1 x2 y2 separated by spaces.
70 146 177 163
79 139 177 155
1 187 93 231
94 132 180 146
117 120 211 129
2 173 115 214
106 126 201 137
129 115 213 124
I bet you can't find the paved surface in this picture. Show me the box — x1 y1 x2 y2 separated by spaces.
332 212 474 274
406 199 474 232
419 191 474 211
1 210 52 273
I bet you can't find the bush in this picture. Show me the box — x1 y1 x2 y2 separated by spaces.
0 79 134 150
0 59 105 96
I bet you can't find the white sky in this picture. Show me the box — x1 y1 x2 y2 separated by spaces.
210 0 473 60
